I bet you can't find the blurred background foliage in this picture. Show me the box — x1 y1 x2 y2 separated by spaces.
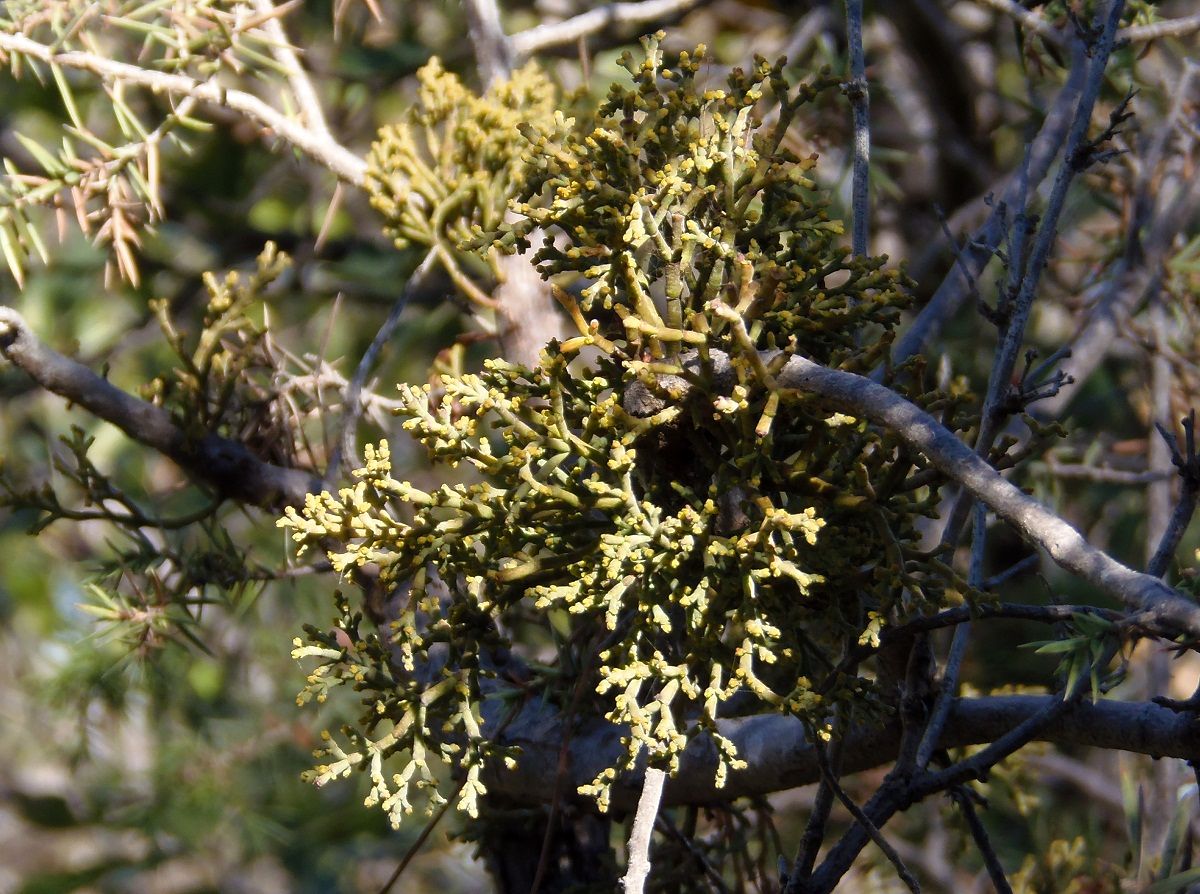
0 0 1195 891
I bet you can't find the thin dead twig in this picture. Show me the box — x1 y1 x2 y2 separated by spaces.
623 766 667 894
510 0 704 58
815 743 921 893
949 786 1014 894
914 504 987 771
1044 461 1173 484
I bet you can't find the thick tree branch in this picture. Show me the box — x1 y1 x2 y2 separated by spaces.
484 694 1200 811
1120 14 1200 43
785 390 1189 619
801 634 1113 891
462 0 515 88
462 0 562 367
0 307 317 508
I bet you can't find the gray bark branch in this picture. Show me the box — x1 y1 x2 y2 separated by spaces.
484 693 1200 810
681 349 1200 638
0 307 317 508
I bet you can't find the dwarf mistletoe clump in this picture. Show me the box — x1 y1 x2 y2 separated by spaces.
281 36 976 826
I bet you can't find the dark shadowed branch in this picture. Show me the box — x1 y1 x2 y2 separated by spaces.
814 743 920 893
808 643 1116 892
329 250 439 480
483 692 1200 812
887 48 1087 365
972 0 1126 454
1147 413 1200 579
843 0 870 258
1038 60 1200 418
950 786 1014 894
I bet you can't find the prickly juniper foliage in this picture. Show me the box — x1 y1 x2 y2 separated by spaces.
281 36 974 827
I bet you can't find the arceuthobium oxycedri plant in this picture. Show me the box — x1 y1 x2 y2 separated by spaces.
281 35 976 826
362 57 565 309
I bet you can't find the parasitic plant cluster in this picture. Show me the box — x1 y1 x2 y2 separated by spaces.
281 35 977 827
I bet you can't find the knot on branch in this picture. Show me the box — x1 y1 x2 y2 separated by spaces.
999 347 1075 415
840 77 868 101
0 306 30 354
1069 88 1135 171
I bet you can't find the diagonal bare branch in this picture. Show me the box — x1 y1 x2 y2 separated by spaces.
666 349 1200 638
775 353 1200 635
889 49 1088 365
1120 13 1200 43
252 0 333 139
0 307 317 508
622 766 667 894
0 31 366 185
